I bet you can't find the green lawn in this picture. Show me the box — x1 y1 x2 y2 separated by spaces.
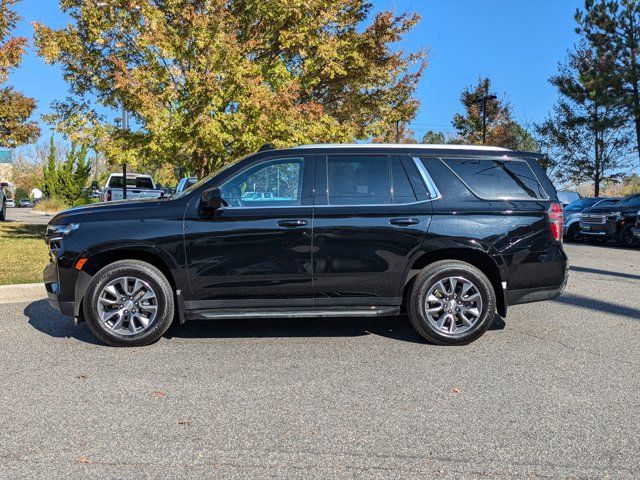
0 223 50 285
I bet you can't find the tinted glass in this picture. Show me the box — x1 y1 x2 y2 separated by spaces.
617 195 640 207
110 177 154 189
391 158 417 203
327 156 390 205
220 158 303 207
443 158 546 200
595 199 618 207
565 198 600 211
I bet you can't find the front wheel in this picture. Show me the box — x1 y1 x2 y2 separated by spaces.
83 260 175 347
618 224 639 248
565 224 580 242
408 260 497 345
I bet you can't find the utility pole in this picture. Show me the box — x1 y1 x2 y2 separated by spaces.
121 105 128 200
395 120 400 143
476 81 497 145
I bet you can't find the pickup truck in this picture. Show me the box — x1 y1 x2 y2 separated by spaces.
100 174 165 202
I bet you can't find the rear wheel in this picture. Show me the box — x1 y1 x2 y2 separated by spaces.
83 260 174 347
408 260 496 345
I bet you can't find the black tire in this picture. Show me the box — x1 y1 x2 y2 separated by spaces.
565 223 580 242
618 224 638 248
83 260 174 347
407 260 496 346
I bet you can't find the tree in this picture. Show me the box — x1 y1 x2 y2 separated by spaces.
536 45 633 196
34 1 427 177
576 0 640 164
421 130 446 144
451 78 538 151
42 136 91 204
0 0 39 147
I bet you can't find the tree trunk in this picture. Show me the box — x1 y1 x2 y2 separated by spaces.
594 103 600 198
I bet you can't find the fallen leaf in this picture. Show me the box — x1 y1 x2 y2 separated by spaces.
75 375 88 380
78 456 90 464
178 419 191 426
152 391 166 398
451 387 462 394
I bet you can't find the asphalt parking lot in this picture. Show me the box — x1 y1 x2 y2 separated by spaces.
0 243 638 479
5 207 53 225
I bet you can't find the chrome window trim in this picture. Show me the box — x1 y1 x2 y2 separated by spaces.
412 157 442 201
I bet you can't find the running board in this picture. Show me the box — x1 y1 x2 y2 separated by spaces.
186 307 401 321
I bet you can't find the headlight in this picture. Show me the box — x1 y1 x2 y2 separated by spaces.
46 223 80 243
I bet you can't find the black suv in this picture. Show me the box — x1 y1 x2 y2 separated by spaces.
45 144 568 347
580 194 640 247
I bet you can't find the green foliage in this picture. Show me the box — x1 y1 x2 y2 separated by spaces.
34 1 427 176
537 43 633 196
451 78 538 151
620 173 640 195
576 0 640 163
422 130 446 144
42 137 92 205
0 0 39 147
13 186 28 201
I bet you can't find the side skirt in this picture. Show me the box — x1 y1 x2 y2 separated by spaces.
185 306 402 321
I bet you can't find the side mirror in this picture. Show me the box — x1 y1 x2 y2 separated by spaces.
199 188 227 215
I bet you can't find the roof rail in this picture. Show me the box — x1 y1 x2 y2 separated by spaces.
293 143 512 152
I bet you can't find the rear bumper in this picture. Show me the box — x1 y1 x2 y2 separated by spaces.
506 259 569 307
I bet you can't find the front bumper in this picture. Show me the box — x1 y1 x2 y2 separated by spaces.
632 227 640 238
579 221 616 239
44 260 77 318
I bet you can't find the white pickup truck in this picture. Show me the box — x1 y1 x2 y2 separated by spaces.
100 173 165 202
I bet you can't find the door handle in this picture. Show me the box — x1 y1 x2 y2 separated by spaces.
390 218 419 226
278 219 308 227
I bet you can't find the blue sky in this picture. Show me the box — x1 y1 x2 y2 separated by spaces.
9 0 582 141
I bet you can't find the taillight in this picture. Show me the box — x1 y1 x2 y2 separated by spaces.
548 202 563 242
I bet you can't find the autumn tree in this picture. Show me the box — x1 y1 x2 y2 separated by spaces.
0 0 39 147
536 45 632 196
451 78 537 151
576 0 640 163
34 0 427 177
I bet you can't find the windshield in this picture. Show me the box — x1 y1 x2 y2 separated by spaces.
110 176 154 189
616 195 640 207
172 156 250 199
565 198 600 211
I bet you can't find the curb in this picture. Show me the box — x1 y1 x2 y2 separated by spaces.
0 283 47 304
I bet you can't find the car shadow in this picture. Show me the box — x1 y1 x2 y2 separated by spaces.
24 298 505 346
553 293 640 322
569 265 640 282
165 313 506 345
24 299 102 345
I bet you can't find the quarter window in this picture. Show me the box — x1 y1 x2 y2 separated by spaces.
220 158 304 207
443 158 546 200
327 156 390 205
391 158 417 203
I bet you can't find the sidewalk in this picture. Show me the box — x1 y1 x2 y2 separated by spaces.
0 283 46 304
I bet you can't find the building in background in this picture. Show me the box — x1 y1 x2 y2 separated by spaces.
0 149 12 184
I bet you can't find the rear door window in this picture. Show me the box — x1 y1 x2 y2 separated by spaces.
442 158 547 200
327 156 390 205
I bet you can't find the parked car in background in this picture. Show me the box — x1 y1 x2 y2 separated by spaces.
580 193 640 247
557 190 581 206
19 199 34 208
632 213 640 240
0 184 6 221
563 197 619 242
175 177 198 196
45 144 568 347
6 199 15 208
100 174 165 202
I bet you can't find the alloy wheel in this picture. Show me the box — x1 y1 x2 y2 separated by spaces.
424 276 484 335
96 276 158 336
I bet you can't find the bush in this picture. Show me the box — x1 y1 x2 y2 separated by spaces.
72 197 99 207
33 197 70 214
13 187 29 202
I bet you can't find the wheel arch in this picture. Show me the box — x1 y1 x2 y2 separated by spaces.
74 246 185 323
402 247 507 317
